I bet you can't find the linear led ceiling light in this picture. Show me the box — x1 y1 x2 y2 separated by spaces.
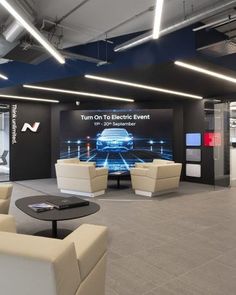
0 73 8 80
153 0 164 39
175 61 236 84
0 94 59 103
85 74 203 100
23 84 134 102
0 0 65 64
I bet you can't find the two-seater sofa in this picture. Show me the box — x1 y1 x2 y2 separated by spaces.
131 160 182 197
55 158 108 197
0 214 108 295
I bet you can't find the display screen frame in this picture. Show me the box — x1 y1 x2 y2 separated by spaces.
60 109 174 172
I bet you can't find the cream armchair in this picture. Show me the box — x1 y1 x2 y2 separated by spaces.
57 158 96 166
131 163 182 197
0 183 13 214
55 161 108 197
0 214 108 295
135 159 174 168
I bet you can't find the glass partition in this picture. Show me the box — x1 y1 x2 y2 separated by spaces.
204 101 230 187
230 102 236 186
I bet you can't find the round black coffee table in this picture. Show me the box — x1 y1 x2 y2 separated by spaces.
15 195 100 239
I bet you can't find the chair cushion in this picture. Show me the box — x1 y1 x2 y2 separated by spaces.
64 224 107 280
130 168 147 176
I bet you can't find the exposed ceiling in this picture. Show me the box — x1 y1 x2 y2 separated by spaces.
2 57 236 103
1 0 236 104
0 0 233 49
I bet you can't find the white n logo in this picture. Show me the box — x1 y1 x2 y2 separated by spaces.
21 122 40 132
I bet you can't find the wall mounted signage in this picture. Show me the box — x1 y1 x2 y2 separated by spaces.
186 149 201 162
21 122 40 133
204 132 222 147
11 104 17 144
186 133 201 146
186 163 201 178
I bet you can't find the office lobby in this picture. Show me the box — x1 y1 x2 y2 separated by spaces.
1 0 236 294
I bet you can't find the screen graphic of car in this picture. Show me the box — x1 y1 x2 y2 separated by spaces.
96 128 133 151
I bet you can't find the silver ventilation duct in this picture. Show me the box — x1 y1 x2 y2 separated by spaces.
114 0 236 52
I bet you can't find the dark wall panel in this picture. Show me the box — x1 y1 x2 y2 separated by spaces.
183 100 214 184
10 102 51 181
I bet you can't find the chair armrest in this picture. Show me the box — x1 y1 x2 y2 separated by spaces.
64 224 108 280
95 167 108 177
0 183 13 200
0 214 16 233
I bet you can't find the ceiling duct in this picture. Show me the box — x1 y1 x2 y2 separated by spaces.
3 42 109 65
114 0 236 52
197 40 236 57
0 0 36 63
2 0 35 42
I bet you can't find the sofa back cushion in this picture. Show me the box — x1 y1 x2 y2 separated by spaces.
153 159 174 165
0 183 13 200
0 231 81 295
57 158 96 165
56 163 96 179
157 164 182 179
147 164 182 179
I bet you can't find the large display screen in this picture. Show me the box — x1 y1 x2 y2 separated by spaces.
60 109 173 172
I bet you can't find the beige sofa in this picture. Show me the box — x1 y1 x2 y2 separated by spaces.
130 163 182 197
0 214 108 295
55 160 108 197
0 183 13 214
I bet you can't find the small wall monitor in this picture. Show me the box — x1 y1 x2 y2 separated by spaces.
186 149 201 162
186 164 201 178
186 133 201 147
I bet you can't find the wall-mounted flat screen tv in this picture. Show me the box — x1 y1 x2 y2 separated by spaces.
60 109 173 172
186 133 201 147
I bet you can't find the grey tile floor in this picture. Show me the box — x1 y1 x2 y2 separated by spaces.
8 178 236 295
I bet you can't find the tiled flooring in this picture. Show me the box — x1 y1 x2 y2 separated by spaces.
9 179 236 295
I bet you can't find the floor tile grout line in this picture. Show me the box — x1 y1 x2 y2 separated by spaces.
142 248 236 294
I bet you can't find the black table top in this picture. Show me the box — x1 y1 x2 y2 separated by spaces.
109 171 130 176
15 195 100 222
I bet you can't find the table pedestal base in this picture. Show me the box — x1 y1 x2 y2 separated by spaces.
35 228 72 239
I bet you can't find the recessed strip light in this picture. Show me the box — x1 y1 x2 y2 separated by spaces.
0 94 59 103
0 0 65 64
153 0 164 39
85 74 203 100
23 84 134 102
0 73 8 80
175 61 236 83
